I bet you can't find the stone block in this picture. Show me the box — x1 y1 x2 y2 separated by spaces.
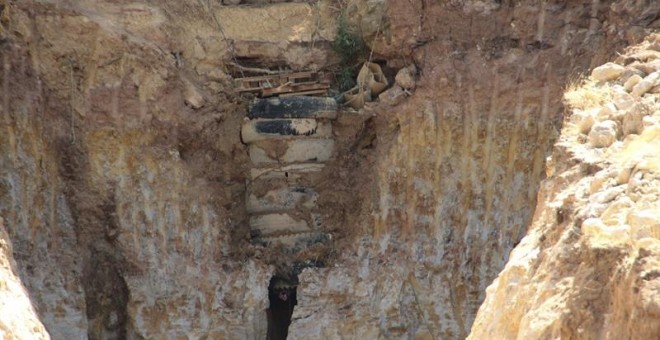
248 96 338 119
253 232 330 249
241 119 332 143
249 139 335 164
246 186 318 213
249 213 312 236
249 163 325 181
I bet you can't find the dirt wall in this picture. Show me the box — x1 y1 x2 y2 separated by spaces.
0 0 658 338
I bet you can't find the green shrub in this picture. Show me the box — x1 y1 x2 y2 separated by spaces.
333 14 365 92
333 14 365 62
337 67 356 92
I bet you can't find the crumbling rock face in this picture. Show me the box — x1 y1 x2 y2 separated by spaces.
469 35 660 340
0 41 88 339
1 1 255 338
0 0 659 339
288 1 659 338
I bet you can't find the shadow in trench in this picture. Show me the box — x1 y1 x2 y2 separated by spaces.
266 275 298 340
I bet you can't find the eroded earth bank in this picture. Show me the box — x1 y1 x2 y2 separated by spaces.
0 0 658 338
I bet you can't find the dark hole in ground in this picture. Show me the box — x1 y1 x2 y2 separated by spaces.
266 275 298 340
372 59 396 85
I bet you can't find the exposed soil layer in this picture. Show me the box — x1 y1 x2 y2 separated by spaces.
0 0 658 338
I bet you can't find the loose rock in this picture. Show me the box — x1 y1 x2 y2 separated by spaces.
643 115 657 128
588 120 618 148
395 65 416 90
615 167 632 185
628 209 660 239
622 104 646 136
582 217 631 244
378 85 407 106
571 109 596 134
612 90 635 110
631 71 660 97
596 103 617 121
619 68 645 84
591 62 625 81
600 196 634 226
642 59 660 73
650 85 660 94
624 74 642 92
183 80 206 109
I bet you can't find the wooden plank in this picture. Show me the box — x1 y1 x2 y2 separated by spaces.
234 71 331 96
235 71 316 83
279 90 328 97
261 83 329 97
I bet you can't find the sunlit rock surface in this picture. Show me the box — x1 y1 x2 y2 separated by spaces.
0 218 50 340
469 35 660 340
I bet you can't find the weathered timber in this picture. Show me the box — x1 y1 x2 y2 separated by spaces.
235 71 330 97
261 83 329 97
279 89 328 97
248 96 338 119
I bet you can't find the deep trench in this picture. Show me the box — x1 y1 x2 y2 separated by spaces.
266 275 298 340
1 0 658 338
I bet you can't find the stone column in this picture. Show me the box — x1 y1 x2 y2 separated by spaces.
242 96 338 251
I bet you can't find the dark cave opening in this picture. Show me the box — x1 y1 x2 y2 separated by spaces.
266 275 298 340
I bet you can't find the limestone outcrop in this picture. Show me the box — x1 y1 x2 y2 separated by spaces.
469 34 660 340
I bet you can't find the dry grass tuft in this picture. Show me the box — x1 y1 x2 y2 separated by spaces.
563 77 614 111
